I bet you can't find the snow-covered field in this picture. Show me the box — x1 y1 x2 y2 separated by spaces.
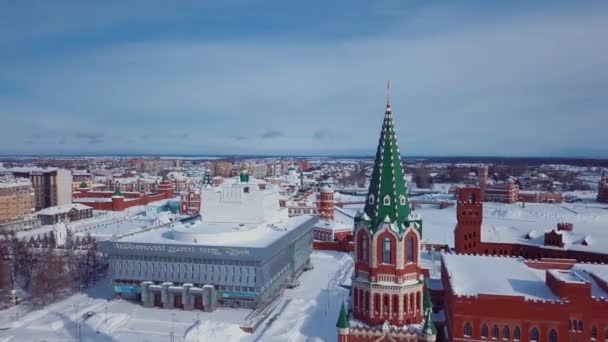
417 195 608 247
0 251 352 342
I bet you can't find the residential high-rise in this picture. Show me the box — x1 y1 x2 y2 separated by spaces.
1 167 72 211
0 176 34 223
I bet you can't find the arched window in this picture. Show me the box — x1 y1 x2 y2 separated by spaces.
374 293 380 313
383 237 392 264
354 288 359 307
403 295 408 313
530 327 539 342
407 236 415 263
416 292 421 310
464 322 472 337
492 325 499 339
383 195 390 206
392 295 399 317
361 235 368 261
578 320 583 332
383 294 390 316
365 291 370 312
513 327 521 341
368 194 374 205
481 324 488 338
591 326 597 339
549 329 558 342
400 195 406 205
503 326 510 340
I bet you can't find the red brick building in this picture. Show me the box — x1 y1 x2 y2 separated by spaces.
519 190 563 203
336 83 436 342
454 187 608 263
73 177 174 211
598 169 608 203
180 188 200 215
484 179 519 203
442 254 608 342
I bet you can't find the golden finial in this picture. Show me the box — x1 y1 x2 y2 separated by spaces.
387 80 391 106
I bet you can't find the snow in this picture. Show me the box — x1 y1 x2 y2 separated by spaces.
0 251 353 342
37 203 92 216
118 215 316 248
442 254 559 301
413 199 608 251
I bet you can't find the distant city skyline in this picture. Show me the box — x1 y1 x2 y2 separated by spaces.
1 0 607 157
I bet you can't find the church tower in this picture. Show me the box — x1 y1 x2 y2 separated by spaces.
351 81 427 327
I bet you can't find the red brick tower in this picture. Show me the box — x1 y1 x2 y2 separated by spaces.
316 182 335 221
454 187 483 254
158 175 174 199
340 82 435 342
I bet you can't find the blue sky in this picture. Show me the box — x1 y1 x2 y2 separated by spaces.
1 0 607 156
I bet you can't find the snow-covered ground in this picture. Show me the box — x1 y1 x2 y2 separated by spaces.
0 251 353 342
416 195 608 247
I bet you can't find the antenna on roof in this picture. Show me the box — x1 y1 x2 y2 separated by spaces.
386 80 391 106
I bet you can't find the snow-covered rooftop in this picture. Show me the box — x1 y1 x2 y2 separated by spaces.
442 254 559 300
443 254 608 300
116 214 317 248
37 203 92 215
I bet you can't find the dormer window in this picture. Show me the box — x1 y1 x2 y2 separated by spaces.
243 187 250 193
383 195 390 206
368 195 374 205
400 195 406 205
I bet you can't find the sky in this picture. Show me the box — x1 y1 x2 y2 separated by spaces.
1 0 607 157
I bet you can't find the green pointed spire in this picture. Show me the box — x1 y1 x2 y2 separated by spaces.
78 181 89 189
422 303 437 336
363 81 411 234
336 302 350 329
161 175 169 182
113 188 123 197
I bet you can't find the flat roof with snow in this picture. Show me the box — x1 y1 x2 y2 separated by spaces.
442 254 558 301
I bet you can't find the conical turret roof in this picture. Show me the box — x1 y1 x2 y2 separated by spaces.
336 302 350 329
363 81 411 234
422 303 437 336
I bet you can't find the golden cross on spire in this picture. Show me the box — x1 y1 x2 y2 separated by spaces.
387 80 391 106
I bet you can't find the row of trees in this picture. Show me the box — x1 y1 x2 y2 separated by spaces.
0 232 105 307
24 230 96 250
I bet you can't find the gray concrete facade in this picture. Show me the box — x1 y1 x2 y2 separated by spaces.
101 216 317 310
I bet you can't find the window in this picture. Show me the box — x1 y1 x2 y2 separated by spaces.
492 325 499 339
368 195 374 205
400 195 406 205
503 326 510 340
513 327 521 341
530 327 539 342
549 329 558 342
361 235 368 261
481 324 488 338
578 320 583 332
383 195 390 206
407 236 415 262
591 326 597 340
464 322 473 337
383 237 392 264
